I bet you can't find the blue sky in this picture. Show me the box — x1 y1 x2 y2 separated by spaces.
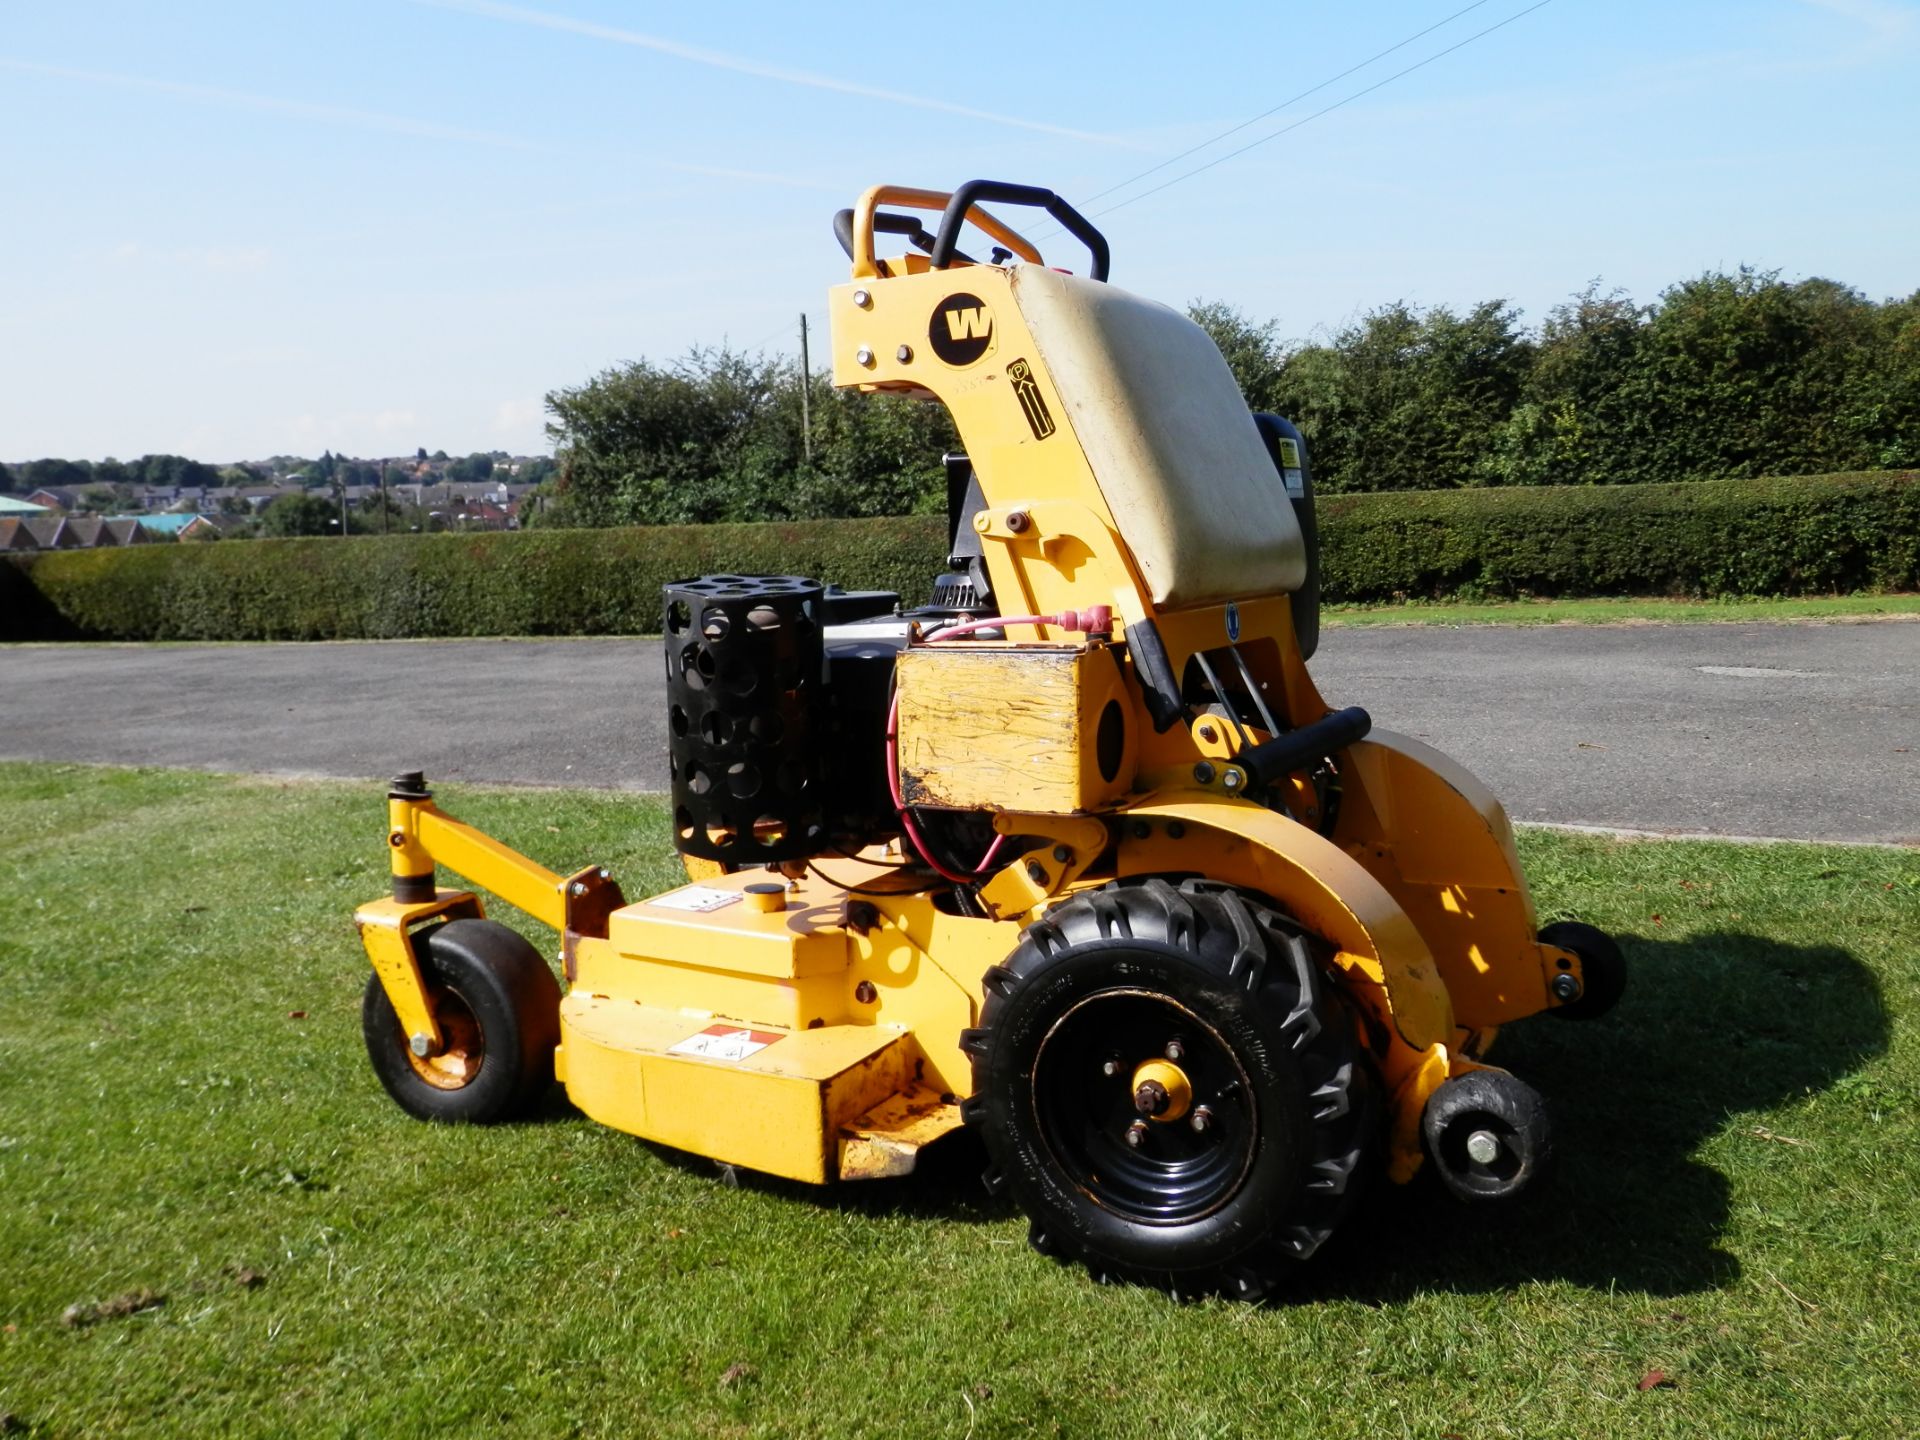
3 0 1916 462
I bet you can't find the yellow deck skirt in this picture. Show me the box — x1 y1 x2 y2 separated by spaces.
559 993 911 1184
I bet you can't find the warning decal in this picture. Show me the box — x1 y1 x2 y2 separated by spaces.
1007 357 1055 440
649 884 743 913
668 1024 784 1062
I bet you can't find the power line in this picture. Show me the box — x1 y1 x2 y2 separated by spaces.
1091 0 1557 222
1076 0 1499 212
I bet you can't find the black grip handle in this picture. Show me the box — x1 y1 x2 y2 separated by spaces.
1238 706 1372 789
928 180 1111 281
833 207 973 264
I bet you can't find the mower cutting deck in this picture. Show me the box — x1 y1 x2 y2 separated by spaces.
355 180 1624 1299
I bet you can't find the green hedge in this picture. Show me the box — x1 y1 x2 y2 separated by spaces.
1318 470 1919 602
4 472 1914 642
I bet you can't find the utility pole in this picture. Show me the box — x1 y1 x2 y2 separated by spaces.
798 312 812 467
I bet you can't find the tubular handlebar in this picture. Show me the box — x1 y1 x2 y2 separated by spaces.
1238 706 1372 789
929 180 1111 281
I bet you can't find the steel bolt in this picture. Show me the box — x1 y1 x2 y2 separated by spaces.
408 1032 432 1058
570 880 587 897
1051 845 1072 863
388 832 405 848
855 345 875 367
1101 1057 1122 1077
852 288 872 309
1222 769 1244 792
1166 821 1186 839
1197 724 1218 743
1190 1105 1214 1133
1193 762 1216 784
1551 973 1584 1003
1125 1120 1148 1148
597 867 609 879
854 980 878 1004
1134 1079 1170 1117
1026 859 1047 883
1130 820 1152 839
1465 1129 1502 1166
1164 1039 1185 1063
896 344 913 363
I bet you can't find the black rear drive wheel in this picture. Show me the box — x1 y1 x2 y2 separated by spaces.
964 879 1375 1300
1539 920 1626 1022
363 918 561 1123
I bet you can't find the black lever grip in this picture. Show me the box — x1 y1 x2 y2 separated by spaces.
1238 706 1372 789
833 207 972 263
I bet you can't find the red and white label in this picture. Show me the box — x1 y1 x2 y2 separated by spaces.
668 1024 783 1062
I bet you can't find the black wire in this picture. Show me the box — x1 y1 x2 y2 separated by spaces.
1037 0 1500 234
1094 0 1557 221
804 860 942 897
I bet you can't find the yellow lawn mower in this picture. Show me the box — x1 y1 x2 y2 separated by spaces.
355 181 1624 1299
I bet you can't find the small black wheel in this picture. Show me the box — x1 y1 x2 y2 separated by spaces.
964 878 1375 1300
1539 920 1626 1022
1421 1069 1552 1203
362 918 561 1123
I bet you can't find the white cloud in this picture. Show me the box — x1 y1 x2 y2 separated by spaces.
1794 0 1918 43
414 0 1150 149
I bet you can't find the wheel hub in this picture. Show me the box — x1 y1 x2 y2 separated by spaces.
1130 1059 1193 1122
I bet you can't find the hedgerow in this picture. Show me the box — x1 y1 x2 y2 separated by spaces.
3 472 1913 642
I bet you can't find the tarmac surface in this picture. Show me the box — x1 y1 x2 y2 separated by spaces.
3 621 1914 843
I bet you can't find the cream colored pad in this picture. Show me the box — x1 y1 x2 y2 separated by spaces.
1009 265 1305 609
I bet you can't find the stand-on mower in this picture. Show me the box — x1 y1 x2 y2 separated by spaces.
355 181 1625 1298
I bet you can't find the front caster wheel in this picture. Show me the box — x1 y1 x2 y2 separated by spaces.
1540 920 1626 1022
965 879 1376 1300
362 918 560 1123
1422 1069 1552 1203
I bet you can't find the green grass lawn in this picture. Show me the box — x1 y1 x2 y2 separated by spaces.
1323 592 1920 628
2 765 1916 1438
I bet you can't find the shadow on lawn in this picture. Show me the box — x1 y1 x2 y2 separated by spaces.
1297 928 1890 1303
623 927 1888 1299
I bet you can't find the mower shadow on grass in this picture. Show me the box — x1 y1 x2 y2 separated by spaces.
547 927 1889 1295
1296 929 1890 1304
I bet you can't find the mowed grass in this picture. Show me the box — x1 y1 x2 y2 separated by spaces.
1322 592 1920 628
1 765 1916 1439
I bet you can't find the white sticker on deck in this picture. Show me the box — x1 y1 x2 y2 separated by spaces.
649 884 743 913
669 1025 783 1062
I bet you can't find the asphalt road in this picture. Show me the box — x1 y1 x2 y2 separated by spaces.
2 623 1914 843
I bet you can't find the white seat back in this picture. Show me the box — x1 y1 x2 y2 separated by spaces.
1009 266 1305 608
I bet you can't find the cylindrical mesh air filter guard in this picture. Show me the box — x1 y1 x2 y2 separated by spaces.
664 575 827 864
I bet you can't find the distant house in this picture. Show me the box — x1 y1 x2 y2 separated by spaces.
0 495 51 518
25 487 84 513
4 515 151 551
179 513 252 540
127 513 200 539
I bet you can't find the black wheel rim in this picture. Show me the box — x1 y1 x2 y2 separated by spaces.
1031 988 1257 1225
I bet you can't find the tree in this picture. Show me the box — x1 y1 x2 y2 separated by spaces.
1187 301 1288 412
23 457 91 492
260 492 338 537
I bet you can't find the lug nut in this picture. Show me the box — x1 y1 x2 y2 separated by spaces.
1164 1040 1184 1063
408 1032 432 1058
1465 1129 1502 1166
1190 1105 1214 1133
1125 1120 1148 1148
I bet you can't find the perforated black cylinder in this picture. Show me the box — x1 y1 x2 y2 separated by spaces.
664 575 827 864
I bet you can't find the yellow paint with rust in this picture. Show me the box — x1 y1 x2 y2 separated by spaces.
895 642 1136 813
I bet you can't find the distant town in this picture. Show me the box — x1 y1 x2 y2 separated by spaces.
0 450 558 552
